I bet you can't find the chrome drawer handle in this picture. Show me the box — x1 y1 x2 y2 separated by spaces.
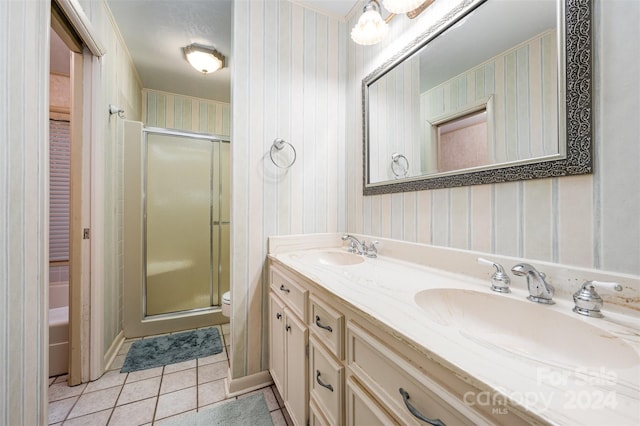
399 388 445 426
316 370 334 392
276 313 282 320
279 284 290 293
315 315 333 332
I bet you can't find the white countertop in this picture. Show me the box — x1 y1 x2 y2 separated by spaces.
270 247 640 425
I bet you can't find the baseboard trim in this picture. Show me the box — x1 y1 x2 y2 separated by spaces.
225 369 273 397
103 330 125 372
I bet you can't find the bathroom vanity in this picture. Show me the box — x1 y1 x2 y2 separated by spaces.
267 234 640 426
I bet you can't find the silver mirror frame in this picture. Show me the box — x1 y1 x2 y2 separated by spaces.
362 0 592 195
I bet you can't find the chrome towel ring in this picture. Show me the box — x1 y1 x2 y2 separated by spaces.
391 152 409 178
270 138 297 169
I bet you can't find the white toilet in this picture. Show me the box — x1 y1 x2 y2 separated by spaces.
222 291 231 317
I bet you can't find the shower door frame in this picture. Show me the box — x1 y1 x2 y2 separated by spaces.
143 127 229 320
123 124 230 337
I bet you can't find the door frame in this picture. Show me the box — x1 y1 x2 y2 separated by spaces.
51 0 106 384
123 125 230 337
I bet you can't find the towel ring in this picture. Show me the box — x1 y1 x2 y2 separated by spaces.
391 152 409 178
270 138 297 169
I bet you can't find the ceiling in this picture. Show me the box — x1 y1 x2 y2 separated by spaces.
107 0 358 103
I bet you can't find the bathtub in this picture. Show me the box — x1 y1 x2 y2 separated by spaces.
49 282 69 377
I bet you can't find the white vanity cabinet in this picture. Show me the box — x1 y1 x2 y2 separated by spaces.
269 266 309 426
269 260 537 426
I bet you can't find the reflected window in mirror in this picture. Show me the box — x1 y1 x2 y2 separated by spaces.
436 109 488 173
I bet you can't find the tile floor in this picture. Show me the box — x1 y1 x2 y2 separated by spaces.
48 324 292 425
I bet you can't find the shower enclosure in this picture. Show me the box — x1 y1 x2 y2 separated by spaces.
124 123 229 336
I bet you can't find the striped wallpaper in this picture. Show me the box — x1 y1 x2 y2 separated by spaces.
231 0 347 380
143 89 230 136
0 1 50 424
423 30 558 165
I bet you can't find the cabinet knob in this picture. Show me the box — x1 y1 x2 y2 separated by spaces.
399 388 446 426
276 312 282 320
285 324 291 332
279 284 290 293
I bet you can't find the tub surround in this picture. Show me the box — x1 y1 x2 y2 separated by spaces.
268 233 640 425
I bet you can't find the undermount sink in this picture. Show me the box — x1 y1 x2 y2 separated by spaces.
414 288 639 369
303 251 365 266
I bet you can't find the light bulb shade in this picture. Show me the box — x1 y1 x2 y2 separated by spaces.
382 0 424 14
351 4 389 45
184 44 225 74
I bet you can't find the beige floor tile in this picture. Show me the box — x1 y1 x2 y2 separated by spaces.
117 341 134 356
108 396 157 426
68 386 120 419
108 354 126 371
197 397 236 412
238 387 279 411
84 370 127 394
48 396 78 424
125 367 163 384
271 409 287 426
54 375 69 384
63 409 111 426
153 409 196 425
163 359 196 374
221 323 230 333
197 361 227 384
117 376 161 406
49 382 86 402
49 377 56 386
159 368 196 395
155 387 197 420
197 379 227 407
197 348 227 366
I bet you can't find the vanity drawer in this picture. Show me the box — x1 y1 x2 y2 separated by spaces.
346 377 398 426
270 266 307 320
309 396 331 426
309 334 344 426
309 294 344 360
347 321 486 426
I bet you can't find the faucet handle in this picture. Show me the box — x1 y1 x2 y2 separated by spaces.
477 257 511 293
364 241 379 258
573 280 622 318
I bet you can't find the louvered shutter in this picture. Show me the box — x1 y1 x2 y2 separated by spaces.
50 119 70 262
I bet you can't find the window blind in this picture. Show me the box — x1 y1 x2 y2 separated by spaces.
50 119 70 262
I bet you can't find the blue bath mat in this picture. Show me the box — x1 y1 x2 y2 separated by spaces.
160 393 273 426
121 327 223 373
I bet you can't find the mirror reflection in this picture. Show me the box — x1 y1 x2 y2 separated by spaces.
365 0 568 188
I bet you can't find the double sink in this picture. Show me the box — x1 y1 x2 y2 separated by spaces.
298 249 639 371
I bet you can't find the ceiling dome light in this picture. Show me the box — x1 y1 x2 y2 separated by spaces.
382 0 424 14
183 44 225 74
351 0 389 46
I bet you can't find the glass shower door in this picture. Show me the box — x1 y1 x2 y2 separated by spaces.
145 133 213 316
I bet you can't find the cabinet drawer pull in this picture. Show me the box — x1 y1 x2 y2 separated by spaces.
276 312 282 320
279 284 290 293
315 315 333 332
316 370 334 392
399 388 445 426
285 324 291 332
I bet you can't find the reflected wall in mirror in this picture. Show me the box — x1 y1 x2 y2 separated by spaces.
363 0 592 195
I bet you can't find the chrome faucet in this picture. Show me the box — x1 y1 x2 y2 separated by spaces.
477 257 511 293
342 234 365 255
511 263 555 304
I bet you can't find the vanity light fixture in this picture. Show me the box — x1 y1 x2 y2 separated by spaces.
183 43 225 74
351 0 434 46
